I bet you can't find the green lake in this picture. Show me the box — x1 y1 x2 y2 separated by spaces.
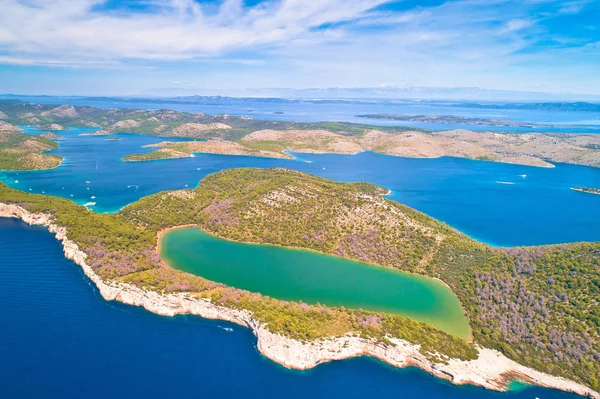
160 227 471 338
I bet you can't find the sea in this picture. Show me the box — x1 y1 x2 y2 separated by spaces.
0 96 598 398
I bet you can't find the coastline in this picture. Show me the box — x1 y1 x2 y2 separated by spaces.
0 157 64 172
0 203 598 399
571 187 600 195
123 142 561 169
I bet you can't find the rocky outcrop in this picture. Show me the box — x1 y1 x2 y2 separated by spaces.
40 132 62 140
112 120 141 130
38 123 66 131
41 105 79 119
79 121 101 128
0 202 597 399
171 123 231 136
0 121 20 132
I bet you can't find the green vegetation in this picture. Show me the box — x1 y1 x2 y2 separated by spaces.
0 171 477 363
1 167 598 390
122 149 189 162
0 129 63 170
0 102 416 140
121 168 600 391
161 227 471 337
2 101 599 169
122 140 290 162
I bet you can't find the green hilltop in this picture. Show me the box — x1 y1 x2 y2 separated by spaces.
0 167 598 390
0 129 62 170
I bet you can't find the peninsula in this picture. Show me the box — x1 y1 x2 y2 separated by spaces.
571 187 600 195
357 113 548 128
0 125 62 170
0 168 598 398
1 102 599 168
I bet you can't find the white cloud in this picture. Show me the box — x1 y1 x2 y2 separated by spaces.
0 0 387 64
500 19 535 33
0 0 598 95
558 0 589 14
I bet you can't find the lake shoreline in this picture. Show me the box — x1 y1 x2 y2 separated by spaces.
0 203 597 399
159 225 471 338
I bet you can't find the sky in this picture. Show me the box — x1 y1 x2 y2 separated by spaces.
0 0 599 97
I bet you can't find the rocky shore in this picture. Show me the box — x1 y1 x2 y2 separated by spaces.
0 203 598 399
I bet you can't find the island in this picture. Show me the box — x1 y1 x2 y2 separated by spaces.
123 139 292 161
572 187 600 195
357 113 548 128
0 102 599 168
449 101 600 113
0 168 598 398
0 127 63 170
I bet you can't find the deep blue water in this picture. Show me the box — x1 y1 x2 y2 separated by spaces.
0 218 585 399
1 127 599 246
0 104 599 398
3 95 600 133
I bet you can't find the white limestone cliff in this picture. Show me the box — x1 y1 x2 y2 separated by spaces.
0 203 597 399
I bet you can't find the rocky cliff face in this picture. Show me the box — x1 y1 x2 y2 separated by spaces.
0 202 597 399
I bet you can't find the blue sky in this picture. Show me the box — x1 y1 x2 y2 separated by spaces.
0 0 598 96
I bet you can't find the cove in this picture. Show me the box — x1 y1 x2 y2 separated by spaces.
160 227 471 338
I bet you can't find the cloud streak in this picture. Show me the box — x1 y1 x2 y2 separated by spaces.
0 0 598 95
0 0 386 62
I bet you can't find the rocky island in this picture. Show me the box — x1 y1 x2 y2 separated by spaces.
571 187 600 195
0 168 598 398
1 102 600 168
123 139 291 162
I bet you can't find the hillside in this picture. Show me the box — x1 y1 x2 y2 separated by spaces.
0 167 598 391
1 102 599 168
0 171 477 362
125 168 599 391
0 127 62 170
123 168 600 391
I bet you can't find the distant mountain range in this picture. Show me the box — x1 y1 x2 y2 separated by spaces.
142 86 600 102
2 94 600 112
